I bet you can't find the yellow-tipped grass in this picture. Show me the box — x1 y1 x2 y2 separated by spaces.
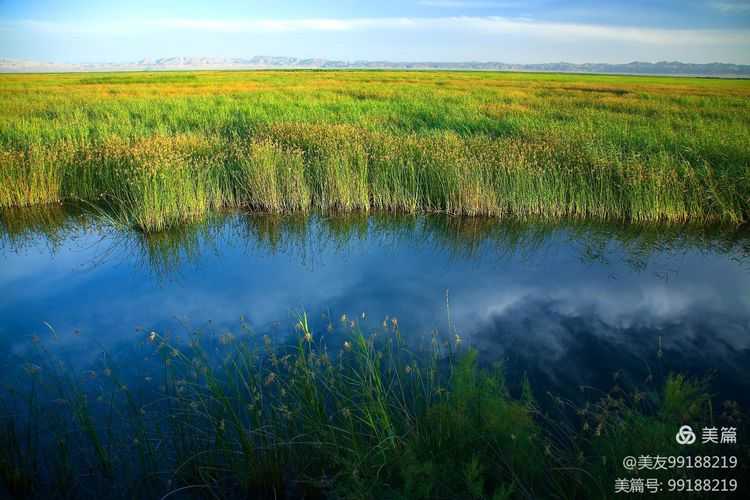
1 70 748 230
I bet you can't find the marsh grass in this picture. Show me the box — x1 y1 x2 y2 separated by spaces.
2 315 747 499
1 71 748 231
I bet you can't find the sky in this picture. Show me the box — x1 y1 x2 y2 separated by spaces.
1 0 749 64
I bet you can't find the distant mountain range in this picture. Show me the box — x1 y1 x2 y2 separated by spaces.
1 57 749 77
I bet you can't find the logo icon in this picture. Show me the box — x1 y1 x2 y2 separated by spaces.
676 425 696 445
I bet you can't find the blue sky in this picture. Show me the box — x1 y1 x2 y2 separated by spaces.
1 1 749 63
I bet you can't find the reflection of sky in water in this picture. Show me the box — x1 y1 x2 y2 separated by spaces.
1 212 749 403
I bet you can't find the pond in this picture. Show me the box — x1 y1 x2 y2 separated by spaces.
2 206 749 406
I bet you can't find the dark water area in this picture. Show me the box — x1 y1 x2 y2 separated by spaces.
2 206 750 408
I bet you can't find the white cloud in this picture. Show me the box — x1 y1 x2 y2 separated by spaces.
12 16 749 47
418 1 525 7
710 1 750 13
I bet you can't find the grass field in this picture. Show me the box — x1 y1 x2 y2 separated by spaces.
1 70 749 231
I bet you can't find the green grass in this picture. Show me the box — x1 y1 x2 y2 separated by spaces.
2 316 746 499
0 70 748 231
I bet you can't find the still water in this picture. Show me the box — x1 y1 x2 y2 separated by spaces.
2 207 749 405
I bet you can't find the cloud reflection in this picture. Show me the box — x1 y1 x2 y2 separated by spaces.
1 210 748 400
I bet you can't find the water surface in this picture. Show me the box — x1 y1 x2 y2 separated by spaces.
2 207 749 405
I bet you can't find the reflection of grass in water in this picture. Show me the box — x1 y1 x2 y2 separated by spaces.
2 318 745 499
0 204 90 253
130 216 228 279
239 213 312 256
2 71 749 231
272 213 750 268
2 207 750 276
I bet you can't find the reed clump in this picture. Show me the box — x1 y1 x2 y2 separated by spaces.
2 317 744 499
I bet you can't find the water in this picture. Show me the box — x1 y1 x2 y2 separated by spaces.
2 207 750 406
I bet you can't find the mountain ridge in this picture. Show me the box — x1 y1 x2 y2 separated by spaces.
2 57 749 77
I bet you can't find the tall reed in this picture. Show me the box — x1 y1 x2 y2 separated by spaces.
2 317 743 499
